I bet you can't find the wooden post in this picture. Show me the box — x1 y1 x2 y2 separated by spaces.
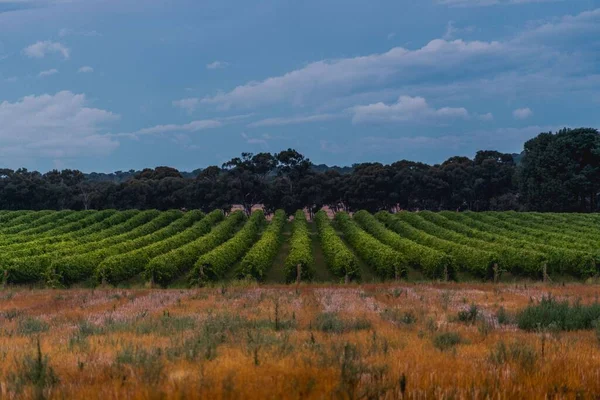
443 265 449 282
344 274 349 284
542 263 548 283
148 272 155 289
493 263 499 284
296 264 302 285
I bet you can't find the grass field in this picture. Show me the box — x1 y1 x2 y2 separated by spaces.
1 283 600 398
2 209 600 398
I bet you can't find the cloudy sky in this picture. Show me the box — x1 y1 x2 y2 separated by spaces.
0 0 598 172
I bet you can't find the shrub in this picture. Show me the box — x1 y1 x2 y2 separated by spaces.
440 211 598 278
97 210 226 284
489 341 537 371
516 295 600 331
8 339 59 395
284 210 314 282
315 210 360 280
496 306 511 325
335 212 407 279
49 210 184 285
377 211 497 278
0 210 54 233
114 345 163 384
433 332 462 351
147 211 246 286
354 210 453 279
191 210 265 283
457 304 479 324
397 211 548 278
380 308 417 325
315 312 372 333
239 210 286 280
17 317 49 336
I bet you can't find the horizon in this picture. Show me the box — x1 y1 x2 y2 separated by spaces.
0 1 598 173
7 145 527 175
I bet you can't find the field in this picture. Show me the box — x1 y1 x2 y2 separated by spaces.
2 209 600 398
1 208 600 287
1 283 600 398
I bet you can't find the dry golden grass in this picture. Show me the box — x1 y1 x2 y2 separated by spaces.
1 282 600 399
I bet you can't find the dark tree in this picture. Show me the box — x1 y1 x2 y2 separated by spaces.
0 131 597 214
519 128 600 212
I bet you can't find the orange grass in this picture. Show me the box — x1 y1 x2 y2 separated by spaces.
1 282 600 399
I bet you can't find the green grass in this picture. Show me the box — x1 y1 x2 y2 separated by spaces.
517 295 600 331
335 230 379 283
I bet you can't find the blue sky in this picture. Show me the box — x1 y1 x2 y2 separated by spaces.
0 0 598 172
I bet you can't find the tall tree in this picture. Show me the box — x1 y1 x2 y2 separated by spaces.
519 128 600 212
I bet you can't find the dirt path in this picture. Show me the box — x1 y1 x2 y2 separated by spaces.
265 220 291 283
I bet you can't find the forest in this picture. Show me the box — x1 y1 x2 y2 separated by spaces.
0 128 598 213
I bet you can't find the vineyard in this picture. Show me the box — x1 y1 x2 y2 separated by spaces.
0 209 599 287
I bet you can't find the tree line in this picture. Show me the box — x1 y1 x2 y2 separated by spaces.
0 128 598 214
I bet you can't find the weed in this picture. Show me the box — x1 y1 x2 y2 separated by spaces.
335 343 394 399
8 339 58 398
381 308 416 325
489 341 537 372
114 344 163 384
440 291 452 311
433 332 462 351
517 295 600 331
2 308 22 321
274 297 280 331
426 317 438 333
457 304 479 324
478 318 494 337
17 317 49 336
315 313 372 333
0 291 15 300
496 306 510 325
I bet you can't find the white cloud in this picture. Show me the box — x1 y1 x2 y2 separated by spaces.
197 8 597 116
23 41 70 59
443 21 475 40
478 112 494 121
172 97 199 113
351 96 469 124
248 114 338 128
38 68 58 78
387 32 396 40
206 61 229 70
200 39 507 110
78 66 94 73
0 91 119 160
513 107 533 119
117 119 222 138
517 8 600 42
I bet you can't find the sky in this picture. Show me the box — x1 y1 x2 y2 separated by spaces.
0 0 599 172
